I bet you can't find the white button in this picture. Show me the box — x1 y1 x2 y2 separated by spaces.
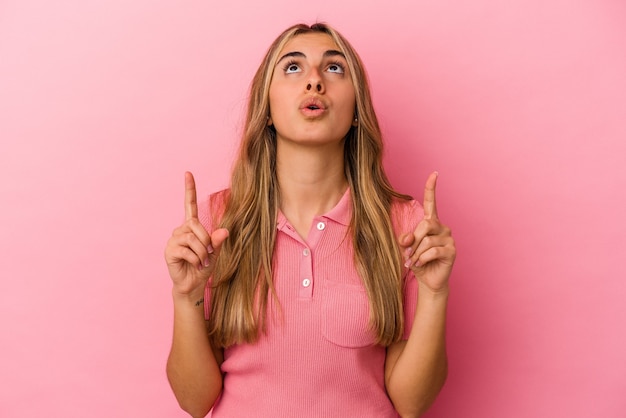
303 248 310 256
302 278 311 287
316 222 326 231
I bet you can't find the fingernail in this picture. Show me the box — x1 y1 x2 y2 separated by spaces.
404 259 411 268
414 260 421 268
198 263 203 271
203 257 210 267
404 247 412 256
207 244 214 254
434 171 439 177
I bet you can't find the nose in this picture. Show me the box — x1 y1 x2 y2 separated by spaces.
306 82 323 92
305 69 324 93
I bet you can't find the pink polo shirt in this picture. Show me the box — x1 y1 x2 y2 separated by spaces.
200 189 423 418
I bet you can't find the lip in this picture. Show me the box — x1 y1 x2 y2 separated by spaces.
299 97 327 117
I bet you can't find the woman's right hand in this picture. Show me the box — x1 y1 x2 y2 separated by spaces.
164 172 229 298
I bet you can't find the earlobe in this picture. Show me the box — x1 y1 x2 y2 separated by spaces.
267 115 273 126
352 116 358 127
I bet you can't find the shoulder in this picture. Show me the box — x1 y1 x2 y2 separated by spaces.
208 189 230 212
198 189 230 231
390 197 424 235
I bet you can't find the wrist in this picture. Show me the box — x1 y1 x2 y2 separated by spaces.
172 286 206 307
418 282 450 303
414 283 449 324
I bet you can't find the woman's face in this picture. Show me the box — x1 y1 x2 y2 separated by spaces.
268 32 356 147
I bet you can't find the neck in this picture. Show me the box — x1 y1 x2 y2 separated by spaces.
276 139 348 238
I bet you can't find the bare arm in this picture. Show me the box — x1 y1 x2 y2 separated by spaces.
167 289 223 418
164 172 229 417
385 172 455 417
385 286 448 417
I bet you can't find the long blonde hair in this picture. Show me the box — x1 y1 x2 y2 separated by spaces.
207 23 411 347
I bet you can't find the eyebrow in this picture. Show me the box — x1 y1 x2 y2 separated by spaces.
276 50 346 65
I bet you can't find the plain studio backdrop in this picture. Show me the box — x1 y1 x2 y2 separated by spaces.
1 1 625 417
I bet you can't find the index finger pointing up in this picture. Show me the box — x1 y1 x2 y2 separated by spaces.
185 171 198 220
423 171 439 220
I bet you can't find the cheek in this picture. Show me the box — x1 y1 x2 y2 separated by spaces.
267 88 291 132
336 90 357 119
268 87 278 113
268 85 289 116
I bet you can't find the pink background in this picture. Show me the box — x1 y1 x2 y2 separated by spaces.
1 0 625 416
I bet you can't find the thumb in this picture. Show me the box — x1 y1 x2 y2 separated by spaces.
399 232 414 248
209 228 230 256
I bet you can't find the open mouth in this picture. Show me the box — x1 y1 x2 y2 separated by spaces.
300 97 326 112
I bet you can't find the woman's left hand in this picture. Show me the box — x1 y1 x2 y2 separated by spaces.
400 172 456 293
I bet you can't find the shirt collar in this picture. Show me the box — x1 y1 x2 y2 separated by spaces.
276 188 352 229
322 187 351 226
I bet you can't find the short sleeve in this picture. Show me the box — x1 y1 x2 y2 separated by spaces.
198 196 213 233
199 189 229 321
390 198 424 340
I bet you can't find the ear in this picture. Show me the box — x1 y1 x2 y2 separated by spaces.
352 116 358 127
267 115 273 126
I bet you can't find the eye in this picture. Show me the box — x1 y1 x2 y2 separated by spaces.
283 60 302 74
327 62 345 74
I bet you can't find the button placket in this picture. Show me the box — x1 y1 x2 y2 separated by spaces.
298 218 329 299
299 244 314 299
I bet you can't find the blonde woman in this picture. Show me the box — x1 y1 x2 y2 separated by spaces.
165 23 456 418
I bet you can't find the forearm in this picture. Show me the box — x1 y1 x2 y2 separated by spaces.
386 284 449 418
167 289 222 418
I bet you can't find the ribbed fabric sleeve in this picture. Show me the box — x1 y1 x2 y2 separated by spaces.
198 194 216 322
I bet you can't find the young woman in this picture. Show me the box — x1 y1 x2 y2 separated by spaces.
165 23 456 418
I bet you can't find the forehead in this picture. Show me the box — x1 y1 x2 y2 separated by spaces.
278 32 340 56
